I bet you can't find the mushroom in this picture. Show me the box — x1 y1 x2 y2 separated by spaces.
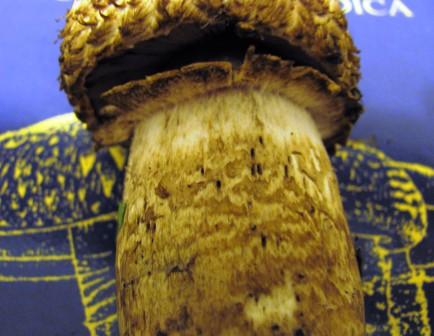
60 0 364 335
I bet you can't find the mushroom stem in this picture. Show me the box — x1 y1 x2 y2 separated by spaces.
116 89 364 335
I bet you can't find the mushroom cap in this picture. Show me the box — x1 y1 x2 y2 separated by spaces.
60 0 362 151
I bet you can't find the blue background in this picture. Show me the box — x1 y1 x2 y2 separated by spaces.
0 0 433 166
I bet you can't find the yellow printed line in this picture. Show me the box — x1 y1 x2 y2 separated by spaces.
404 252 432 334
353 232 391 244
0 255 72 262
86 313 117 332
422 274 434 283
105 318 113 336
87 315 118 336
86 296 116 317
84 299 117 336
0 113 76 142
387 247 412 255
83 251 113 260
81 267 111 281
67 226 90 331
84 279 116 306
384 261 401 335
0 274 76 282
0 213 116 237
414 261 434 270
388 161 434 177
82 274 107 292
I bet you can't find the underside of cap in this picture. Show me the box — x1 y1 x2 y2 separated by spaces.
60 0 362 150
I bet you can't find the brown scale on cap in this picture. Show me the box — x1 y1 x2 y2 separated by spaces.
60 0 362 152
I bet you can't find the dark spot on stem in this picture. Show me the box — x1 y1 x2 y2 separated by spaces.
257 163 263 175
356 247 363 277
297 273 305 280
251 224 257 231
143 207 159 226
275 236 281 247
156 331 167 336
155 184 170 199
248 292 259 303
271 324 280 332
165 306 190 332
296 294 301 302
216 180 222 189
284 165 289 178
261 234 267 248
296 211 304 218
294 329 305 336
166 256 197 279
250 148 255 159
251 164 256 176
168 265 183 275
146 221 156 234
259 136 264 145
200 166 205 175
309 206 315 215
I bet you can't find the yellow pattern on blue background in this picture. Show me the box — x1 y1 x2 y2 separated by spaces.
0 114 433 335
0 114 126 335
333 141 434 336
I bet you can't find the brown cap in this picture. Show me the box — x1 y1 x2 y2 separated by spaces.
60 0 362 150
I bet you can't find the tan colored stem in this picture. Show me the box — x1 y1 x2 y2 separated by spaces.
116 89 364 335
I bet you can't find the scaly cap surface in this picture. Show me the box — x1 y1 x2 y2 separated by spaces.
60 0 362 150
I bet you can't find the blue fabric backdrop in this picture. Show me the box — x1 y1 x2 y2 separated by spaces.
0 1 433 336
